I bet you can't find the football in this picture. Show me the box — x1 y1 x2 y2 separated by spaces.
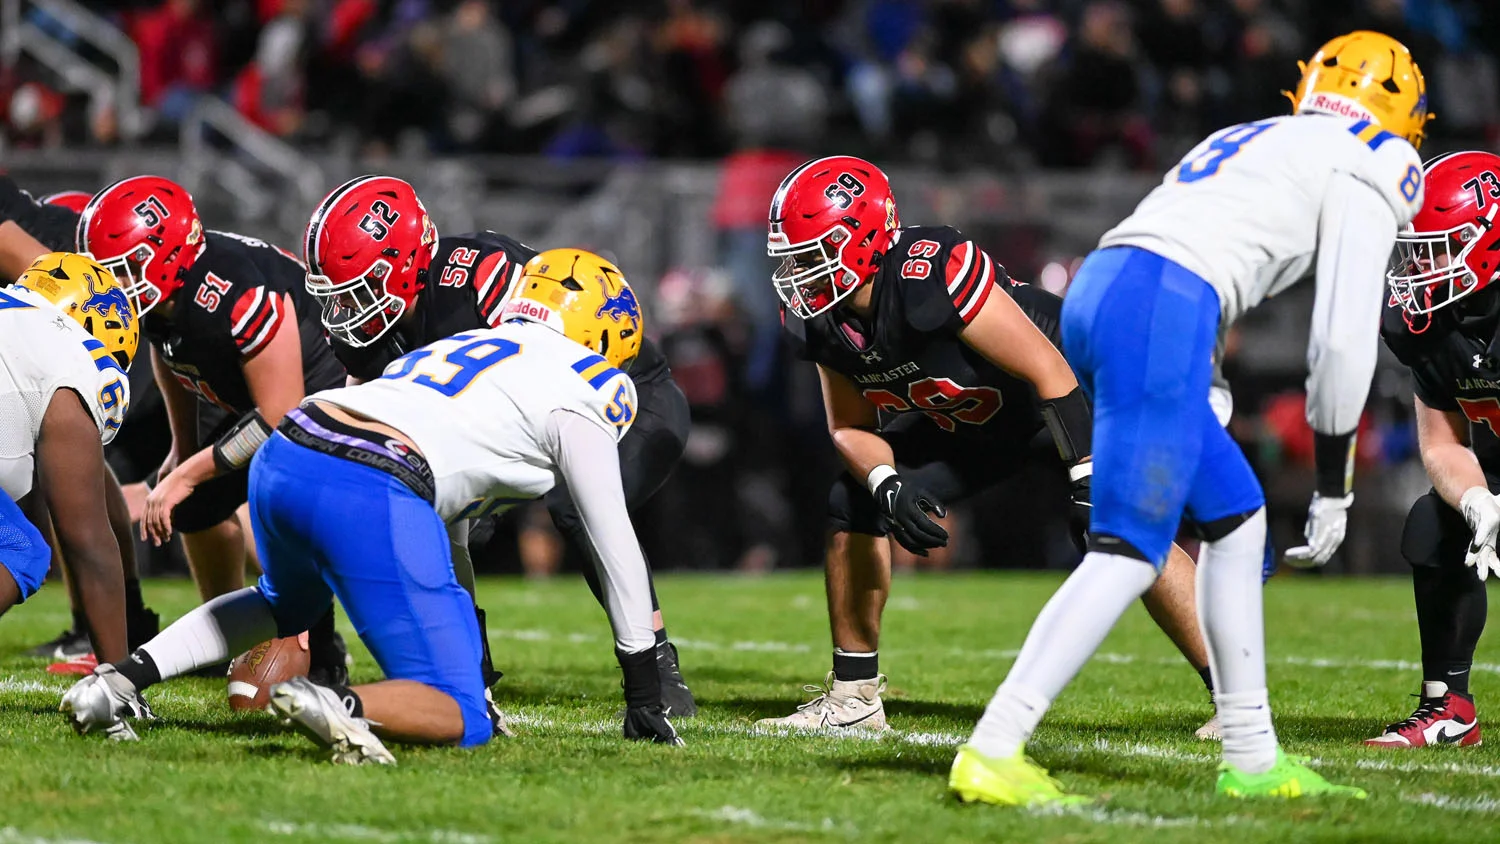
226 636 310 711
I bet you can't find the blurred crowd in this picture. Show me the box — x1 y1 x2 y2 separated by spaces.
4 0 1499 167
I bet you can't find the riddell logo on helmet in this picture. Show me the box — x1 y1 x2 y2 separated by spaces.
1302 93 1376 123
503 299 553 322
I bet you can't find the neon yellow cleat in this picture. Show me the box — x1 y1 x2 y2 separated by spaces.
948 744 1090 807
1216 748 1367 799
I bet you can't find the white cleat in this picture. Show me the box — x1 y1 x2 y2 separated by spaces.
756 672 889 732
1195 713 1223 741
268 677 396 766
59 664 154 742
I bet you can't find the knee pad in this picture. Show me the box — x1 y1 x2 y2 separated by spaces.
454 683 494 748
1197 509 1260 544
1401 491 1470 571
827 473 884 536
173 470 250 534
0 518 50 601
1086 533 1153 565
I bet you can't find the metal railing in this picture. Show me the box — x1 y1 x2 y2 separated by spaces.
0 0 143 139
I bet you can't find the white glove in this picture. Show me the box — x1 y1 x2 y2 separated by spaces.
1459 486 1500 581
1285 492 1354 568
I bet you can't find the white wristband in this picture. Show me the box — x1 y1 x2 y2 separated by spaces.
866 464 899 496
1068 461 1093 483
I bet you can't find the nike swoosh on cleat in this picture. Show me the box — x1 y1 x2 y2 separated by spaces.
832 708 881 728
1433 722 1477 744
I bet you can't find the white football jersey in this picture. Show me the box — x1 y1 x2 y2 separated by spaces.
1100 113 1424 324
312 321 637 522
0 287 130 499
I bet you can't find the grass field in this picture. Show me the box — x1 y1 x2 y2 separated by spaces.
0 572 1496 844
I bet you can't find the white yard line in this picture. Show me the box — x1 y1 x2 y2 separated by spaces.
0 829 112 844
1403 792 1500 813
263 821 494 844
687 806 857 834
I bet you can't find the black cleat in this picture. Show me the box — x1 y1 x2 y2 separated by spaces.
623 704 684 745
656 641 697 718
26 627 91 660
308 631 351 687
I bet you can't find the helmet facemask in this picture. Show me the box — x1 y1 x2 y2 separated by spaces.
93 243 164 317
770 225 863 319
306 258 406 348
1388 206 1499 316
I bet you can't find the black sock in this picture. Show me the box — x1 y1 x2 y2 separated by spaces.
112 650 161 690
307 607 339 667
1414 563 1488 696
70 607 89 636
124 578 145 616
1197 665 1214 696
833 649 878 682
325 684 364 717
617 647 662 709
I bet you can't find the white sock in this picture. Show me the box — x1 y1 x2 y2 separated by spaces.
1198 509 1278 774
969 552 1160 756
139 587 279 681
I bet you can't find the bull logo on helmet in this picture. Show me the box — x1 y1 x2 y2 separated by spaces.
80 270 134 331
595 275 641 328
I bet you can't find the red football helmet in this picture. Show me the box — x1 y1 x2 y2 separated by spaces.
767 156 900 319
77 176 204 316
1389 151 1500 316
304 175 438 347
40 190 92 213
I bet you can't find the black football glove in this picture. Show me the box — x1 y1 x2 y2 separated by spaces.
1067 462 1092 540
875 475 949 556
623 704 684 745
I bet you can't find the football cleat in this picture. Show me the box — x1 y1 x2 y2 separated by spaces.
485 688 515 739
47 653 100 676
1217 748 1367 799
1195 714 1223 741
755 672 888 732
268 677 395 766
657 642 697 718
623 704 684 745
1363 681 1482 748
26 626 91 660
948 744 1090 807
59 664 155 741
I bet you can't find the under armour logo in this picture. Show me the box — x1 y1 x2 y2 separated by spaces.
860 349 883 364
1475 354 1493 370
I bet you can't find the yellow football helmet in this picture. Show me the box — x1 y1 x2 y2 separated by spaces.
16 251 139 370
504 248 643 370
1286 30 1431 149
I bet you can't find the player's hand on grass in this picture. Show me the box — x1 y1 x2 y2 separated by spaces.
140 468 196 546
623 705 684 745
1459 486 1500 581
1284 492 1353 568
874 475 948 556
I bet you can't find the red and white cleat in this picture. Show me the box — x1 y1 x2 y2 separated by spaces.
1364 681 1482 748
47 653 99 676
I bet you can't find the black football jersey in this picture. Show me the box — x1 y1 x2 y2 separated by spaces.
1382 293 1500 477
332 231 671 385
144 230 346 415
783 225 1058 444
0 175 80 252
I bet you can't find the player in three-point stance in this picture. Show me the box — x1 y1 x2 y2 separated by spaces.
62 249 683 758
302 175 695 716
949 30 1430 803
1370 150 1500 749
0 254 136 669
755 156 1214 734
77 176 351 683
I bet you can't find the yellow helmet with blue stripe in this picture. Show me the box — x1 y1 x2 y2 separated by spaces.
16 252 139 371
502 248 643 371
1287 30 1431 149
